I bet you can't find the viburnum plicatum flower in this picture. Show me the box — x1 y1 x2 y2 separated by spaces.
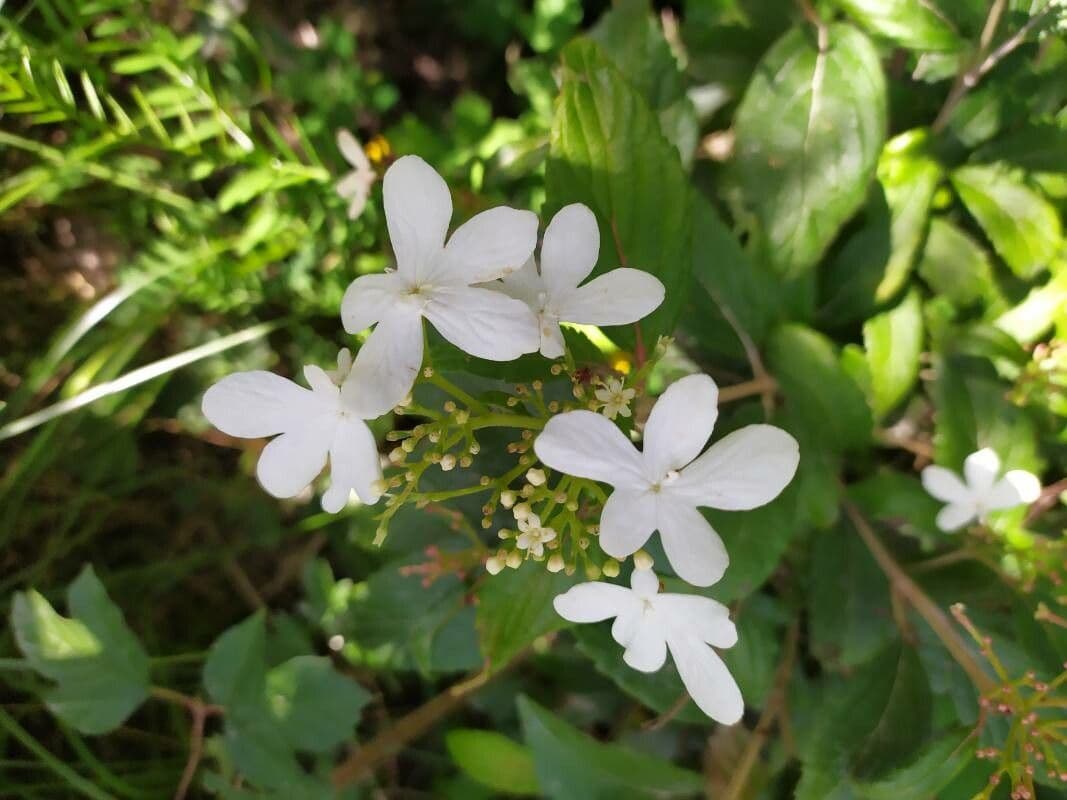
534 374 799 586
554 567 743 724
594 376 636 420
482 203 665 359
515 513 556 557
921 448 1041 532
341 155 540 416
335 129 377 220
202 350 384 513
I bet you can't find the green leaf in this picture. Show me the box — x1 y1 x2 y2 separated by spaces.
809 527 896 670
546 38 692 345
974 121 1067 173
446 729 541 796
204 612 268 717
477 565 576 669
835 0 961 50
517 696 704 800
719 593 787 708
995 268 1067 344
853 728 976 800
917 218 998 308
951 165 1062 279
265 656 371 753
732 23 887 278
863 289 924 418
11 565 150 734
767 323 872 451
805 644 933 780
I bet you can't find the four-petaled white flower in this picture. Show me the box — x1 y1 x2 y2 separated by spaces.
341 156 541 417
594 376 636 420
515 514 556 557
554 567 743 724
483 204 665 358
921 448 1041 532
336 129 377 221
202 352 384 513
534 374 799 586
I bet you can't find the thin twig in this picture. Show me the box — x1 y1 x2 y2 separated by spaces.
843 501 996 694
718 374 777 405
643 691 690 731
1025 477 1067 524
149 687 223 800
719 623 799 800
332 661 514 786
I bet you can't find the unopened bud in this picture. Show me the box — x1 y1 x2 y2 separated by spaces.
506 551 523 569
547 554 565 573
633 550 654 570
550 364 563 375
526 468 546 486
513 502 531 520
500 490 516 508
585 564 601 580
602 559 620 578
532 380 543 391
422 367 434 378
566 500 578 512
506 396 519 407
486 555 505 575
401 439 416 453
468 441 480 455
443 400 456 413
455 409 469 425
440 454 456 471
460 455 473 468
370 479 389 495
389 447 405 464
428 430 441 443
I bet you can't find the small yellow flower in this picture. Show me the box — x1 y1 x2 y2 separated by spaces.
594 376 636 420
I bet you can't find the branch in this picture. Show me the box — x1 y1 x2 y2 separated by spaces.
843 501 996 695
149 687 223 800
332 663 510 786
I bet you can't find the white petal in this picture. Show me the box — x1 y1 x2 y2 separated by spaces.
540 203 600 292
670 425 799 510
555 269 665 327
985 470 1042 511
534 410 647 490
921 465 971 504
303 364 337 396
656 594 736 648
964 448 1001 493
427 207 539 285
642 374 719 480
622 616 668 673
599 489 657 559
202 371 329 439
539 317 566 359
255 418 335 499
336 129 370 171
341 272 405 334
383 155 452 280
936 502 977 532
322 417 383 512
343 308 424 419
490 256 545 307
667 634 744 725
611 607 642 647
630 567 660 597
423 285 540 360
656 501 729 587
553 582 638 623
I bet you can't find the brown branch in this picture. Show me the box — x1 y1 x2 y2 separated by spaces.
719 623 799 800
1025 477 1067 524
643 691 690 731
718 374 777 405
843 501 996 695
150 687 223 799
332 664 505 787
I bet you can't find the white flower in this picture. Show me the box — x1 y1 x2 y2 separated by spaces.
594 376 636 420
341 156 541 416
533 374 799 586
336 129 376 220
202 353 384 513
515 514 556 557
554 568 743 725
921 448 1041 532
483 204 665 359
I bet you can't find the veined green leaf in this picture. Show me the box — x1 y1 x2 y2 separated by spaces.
863 289 924 418
446 729 541 796
917 218 998 308
835 0 961 51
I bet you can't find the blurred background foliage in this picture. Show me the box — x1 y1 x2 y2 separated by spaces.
1 0 1067 798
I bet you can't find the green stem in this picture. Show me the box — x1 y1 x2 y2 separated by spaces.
0 708 116 800
469 413 544 432
416 483 493 503
426 372 486 414
0 657 30 670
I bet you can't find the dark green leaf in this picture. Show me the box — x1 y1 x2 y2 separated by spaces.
853 728 976 799
546 38 692 345
518 696 704 800
446 729 541 796
477 565 576 669
951 165 1062 279
917 218 998 308
974 121 1067 173
265 656 370 753
732 23 887 277
11 565 150 734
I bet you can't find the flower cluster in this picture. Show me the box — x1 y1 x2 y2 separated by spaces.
202 153 801 724
922 448 1041 532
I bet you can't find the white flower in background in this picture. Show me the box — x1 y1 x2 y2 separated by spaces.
594 376 636 420
341 155 540 417
534 374 799 586
515 514 556 557
483 204 665 359
335 129 377 220
202 353 384 513
554 567 743 724
921 448 1041 532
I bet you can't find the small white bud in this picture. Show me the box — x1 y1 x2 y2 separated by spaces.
526 468 546 486
455 409 469 425
602 559 620 578
370 479 389 495
506 551 523 569
500 490 516 509
440 453 456 471
485 555 505 575
513 502 532 520
633 550 654 571
547 554 565 573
